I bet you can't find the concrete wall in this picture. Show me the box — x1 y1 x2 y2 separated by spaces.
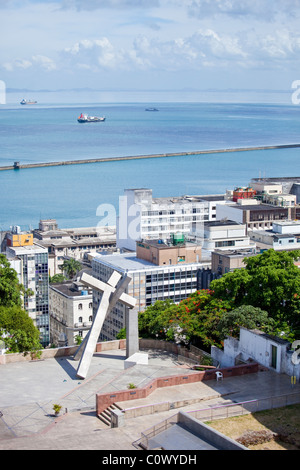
0 339 126 365
136 242 202 266
211 328 300 380
177 411 248 450
215 205 244 224
96 363 259 414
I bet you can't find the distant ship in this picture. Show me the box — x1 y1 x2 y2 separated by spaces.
20 99 37 105
77 113 106 123
145 108 159 111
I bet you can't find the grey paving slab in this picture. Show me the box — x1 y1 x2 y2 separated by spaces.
148 423 220 450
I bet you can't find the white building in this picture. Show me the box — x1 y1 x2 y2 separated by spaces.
33 219 116 276
212 327 300 380
249 220 300 252
199 220 256 252
49 280 93 346
92 242 211 342
117 188 227 251
6 242 50 346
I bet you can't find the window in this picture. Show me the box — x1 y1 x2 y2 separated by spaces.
78 303 83 310
89 302 92 308
78 316 83 323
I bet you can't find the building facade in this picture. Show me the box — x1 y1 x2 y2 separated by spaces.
200 219 255 252
216 200 295 232
211 248 256 276
117 189 214 251
49 280 93 346
249 220 300 252
5 227 50 346
33 219 116 276
92 239 210 342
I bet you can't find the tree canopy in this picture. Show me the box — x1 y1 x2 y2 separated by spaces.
59 258 82 279
0 305 41 353
217 305 275 339
210 249 300 338
139 291 234 349
0 253 41 353
138 250 300 349
0 254 26 307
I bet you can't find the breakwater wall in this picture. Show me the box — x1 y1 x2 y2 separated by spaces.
1 143 300 171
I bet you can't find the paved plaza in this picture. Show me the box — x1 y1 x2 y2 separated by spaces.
0 348 299 450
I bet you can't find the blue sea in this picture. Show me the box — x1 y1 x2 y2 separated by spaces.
1 91 300 231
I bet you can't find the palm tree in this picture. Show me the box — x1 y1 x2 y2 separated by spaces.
60 258 82 279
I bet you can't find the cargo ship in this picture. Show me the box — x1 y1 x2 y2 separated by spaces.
20 99 37 105
77 113 106 123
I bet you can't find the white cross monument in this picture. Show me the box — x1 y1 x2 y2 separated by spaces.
74 271 137 379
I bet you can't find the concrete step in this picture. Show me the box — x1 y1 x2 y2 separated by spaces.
98 403 121 426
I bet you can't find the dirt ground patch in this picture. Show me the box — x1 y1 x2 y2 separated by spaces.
205 404 300 450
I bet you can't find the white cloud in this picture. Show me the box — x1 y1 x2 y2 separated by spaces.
3 55 56 72
1 0 300 91
3 58 32 71
186 0 300 21
60 0 160 10
62 37 136 71
32 55 57 71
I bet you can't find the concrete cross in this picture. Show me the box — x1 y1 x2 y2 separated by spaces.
74 271 137 379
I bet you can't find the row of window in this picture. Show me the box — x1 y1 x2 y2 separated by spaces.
77 316 93 323
146 270 199 282
78 302 93 309
146 282 197 294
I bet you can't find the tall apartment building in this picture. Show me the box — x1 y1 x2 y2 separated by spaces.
5 226 50 346
117 188 215 251
92 238 210 342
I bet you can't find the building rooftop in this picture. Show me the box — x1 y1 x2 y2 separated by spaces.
204 219 241 227
6 243 47 256
50 281 92 298
94 251 209 273
247 328 291 346
93 252 159 272
229 203 289 211
195 194 226 201
212 248 256 258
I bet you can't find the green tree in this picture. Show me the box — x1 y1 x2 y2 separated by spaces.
138 291 231 349
210 249 300 338
59 258 82 279
217 305 275 339
0 305 41 353
138 299 175 339
49 273 66 284
116 328 126 339
0 254 30 307
164 290 231 348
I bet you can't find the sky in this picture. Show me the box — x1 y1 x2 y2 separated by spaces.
1 0 300 95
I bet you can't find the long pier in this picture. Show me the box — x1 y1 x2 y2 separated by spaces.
1 143 300 172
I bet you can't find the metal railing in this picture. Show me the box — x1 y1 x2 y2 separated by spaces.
138 391 300 449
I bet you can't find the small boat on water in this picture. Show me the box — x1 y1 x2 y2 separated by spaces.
145 108 159 111
77 113 106 123
20 99 37 105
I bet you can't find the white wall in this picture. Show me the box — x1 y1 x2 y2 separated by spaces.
216 204 244 223
211 327 300 379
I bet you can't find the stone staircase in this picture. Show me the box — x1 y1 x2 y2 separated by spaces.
98 403 123 427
